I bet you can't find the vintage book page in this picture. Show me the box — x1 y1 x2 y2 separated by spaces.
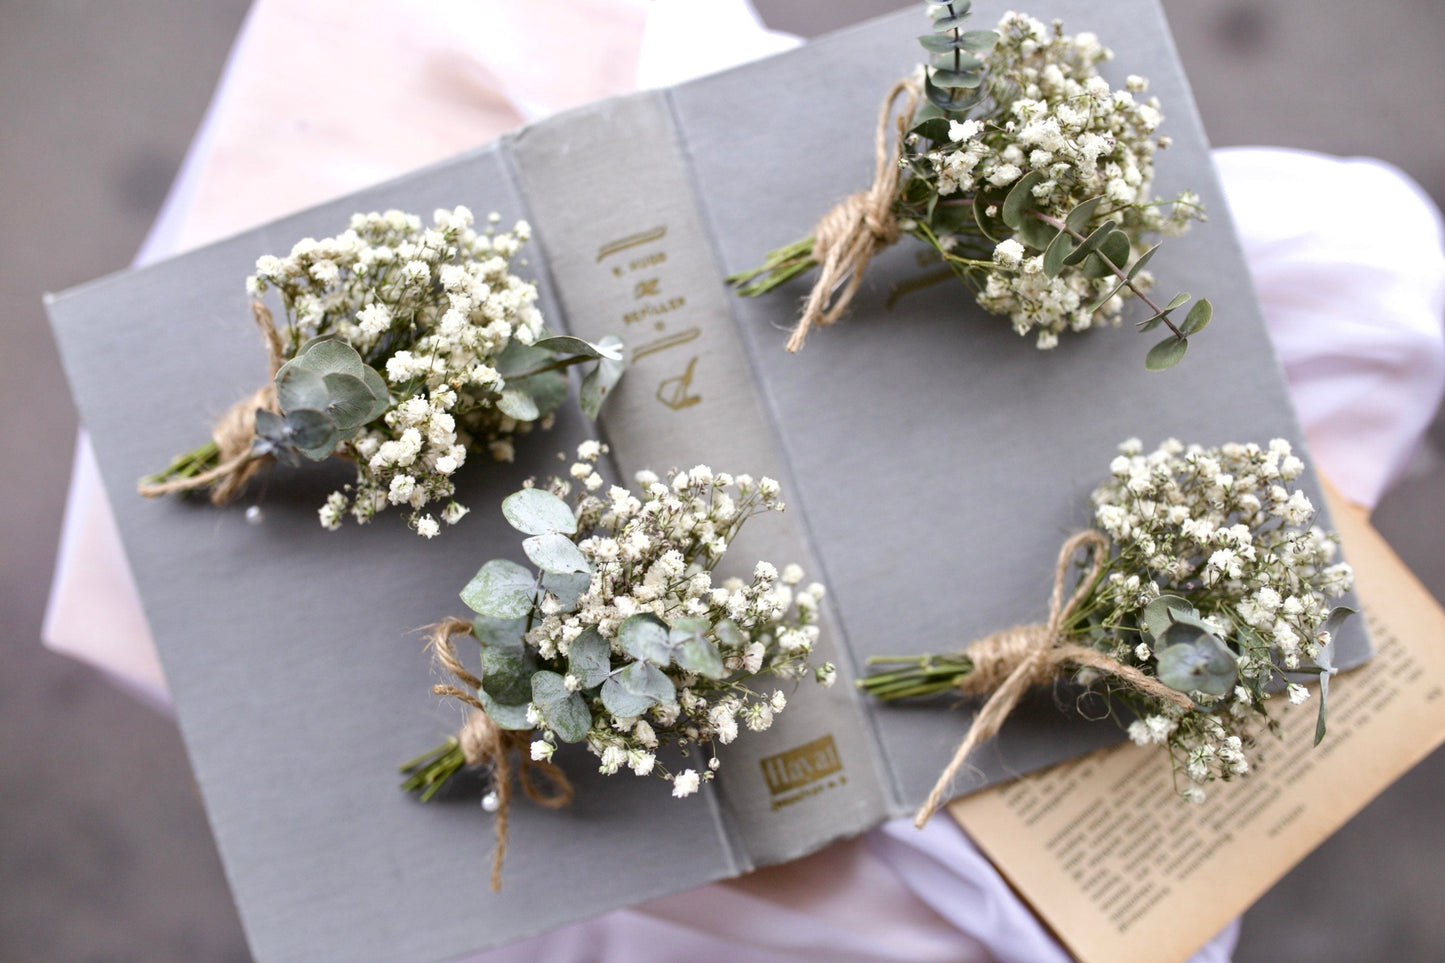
949 483 1445 963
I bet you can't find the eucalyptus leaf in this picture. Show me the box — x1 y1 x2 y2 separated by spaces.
580 336 626 420
1002 170 1045 230
322 372 378 430
293 336 367 379
601 677 655 719
919 29 995 53
714 618 745 648
929 66 983 89
460 558 536 619
502 487 578 535
931 10 975 31
275 364 329 414
676 638 726 680
1180 298 1213 336
479 643 534 705
531 335 602 359
497 387 540 421
1155 622 1237 697
542 570 591 611
1062 219 1117 267
1042 229 1073 278
1016 214 1058 251
285 408 340 460
472 615 526 652
477 690 532 731
1097 229 1131 270
973 192 1008 243
615 660 677 705
523 532 591 575
531 671 591 743
1144 335 1188 371
1064 196 1103 234
1140 594 1197 645
360 365 391 421
618 613 672 665
567 628 613 689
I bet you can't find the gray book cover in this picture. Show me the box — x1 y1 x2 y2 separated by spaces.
44 2 1367 960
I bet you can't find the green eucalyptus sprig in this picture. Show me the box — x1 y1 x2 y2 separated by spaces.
861 437 1356 803
730 4 1210 369
139 207 628 537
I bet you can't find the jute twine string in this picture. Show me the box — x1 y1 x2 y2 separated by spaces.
136 301 285 504
787 77 922 353
428 618 574 892
913 530 1194 828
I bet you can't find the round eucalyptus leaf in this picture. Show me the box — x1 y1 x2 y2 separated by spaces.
615 660 677 705
275 363 329 415
293 336 366 379
601 676 655 719
1042 228 1073 278
477 690 532 731
1155 635 1237 697
667 617 711 647
460 558 536 619
1002 170 1046 231
1140 594 1197 645
323 372 379 431
567 628 613 689
1064 196 1104 234
1098 229 1131 268
676 638 726 680
1062 219 1117 267
542 570 591 612
531 671 591 743
285 408 340 460
360 364 391 421
472 615 527 653
1144 335 1188 371
502 487 578 535
618 613 672 664
929 66 983 89
480 644 534 705
523 532 592 575
713 618 745 648
497 387 540 422
1180 298 1213 336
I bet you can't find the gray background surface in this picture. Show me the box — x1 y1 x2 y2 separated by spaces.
3 1 1442 960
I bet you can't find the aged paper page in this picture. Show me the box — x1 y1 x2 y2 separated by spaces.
949 484 1445 963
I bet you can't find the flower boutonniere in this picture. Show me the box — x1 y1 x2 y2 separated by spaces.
731 4 1210 369
140 207 626 537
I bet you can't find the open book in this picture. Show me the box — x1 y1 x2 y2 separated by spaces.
44 1 1367 959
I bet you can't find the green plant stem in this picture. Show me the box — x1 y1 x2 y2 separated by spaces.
857 653 975 700
727 238 818 296
399 737 466 802
1030 210 1185 340
140 440 222 485
508 352 607 382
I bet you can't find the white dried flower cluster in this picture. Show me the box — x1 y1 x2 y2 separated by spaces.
505 444 831 798
247 207 546 535
1091 437 1353 799
910 13 1204 347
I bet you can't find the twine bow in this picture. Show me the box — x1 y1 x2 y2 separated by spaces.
428 618 574 891
913 530 1195 828
787 77 922 352
136 301 284 504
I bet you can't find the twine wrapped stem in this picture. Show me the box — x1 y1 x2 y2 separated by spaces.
428 618 573 892
913 531 1194 828
137 301 285 504
786 77 921 352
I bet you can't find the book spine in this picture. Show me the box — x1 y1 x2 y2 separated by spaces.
507 91 890 869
